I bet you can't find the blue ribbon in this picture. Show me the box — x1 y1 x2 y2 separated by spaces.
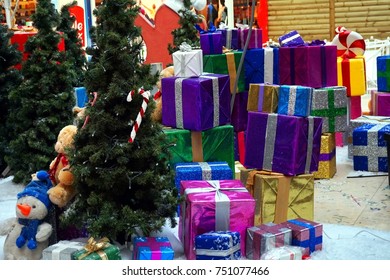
288 219 321 253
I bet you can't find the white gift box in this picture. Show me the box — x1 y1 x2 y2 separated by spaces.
172 47 203 78
42 240 85 260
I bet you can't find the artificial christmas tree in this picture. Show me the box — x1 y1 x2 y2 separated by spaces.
168 0 201 54
57 1 86 87
63 0 179 243
0 14 22 174
5 0 75 184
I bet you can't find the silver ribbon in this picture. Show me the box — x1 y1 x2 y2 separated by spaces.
305 117 315 173
353 123 389 171
198 162 212 180
226 29 232 49
264 48 274 84
174 78 186 128
287 86 297 116
200 75 220 127
196 243 240 258
263 114 278 170
181 180 248 241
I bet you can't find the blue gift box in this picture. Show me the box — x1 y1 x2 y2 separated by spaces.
352 123 390 172
277 85 313 117
175 162 233 193
244 48 279 90
132 237 174 260
279 30 305 47
74 87 88 107
195 231 241 260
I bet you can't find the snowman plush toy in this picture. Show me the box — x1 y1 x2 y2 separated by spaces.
0 170 53 260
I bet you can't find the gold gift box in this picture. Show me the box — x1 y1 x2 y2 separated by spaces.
241 169 314 225
313 133 337 179
234 161 246 180
247 83 279 113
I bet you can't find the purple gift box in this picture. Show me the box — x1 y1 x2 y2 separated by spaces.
246 223 292 260
219 28 239 50
179 180 255 260
371 90 390 116
238 28 263 50
200 31 223 55
162 74 231 131
244 112 323 176
231 91 249 132
279 45 337 88
278 30 305 47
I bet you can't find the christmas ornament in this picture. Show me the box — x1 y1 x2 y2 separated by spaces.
331 26 365 58
127 89 151 143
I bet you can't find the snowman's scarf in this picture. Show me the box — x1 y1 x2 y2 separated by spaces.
17 218 42 249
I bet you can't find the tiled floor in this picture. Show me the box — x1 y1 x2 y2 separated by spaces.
314 144 390 232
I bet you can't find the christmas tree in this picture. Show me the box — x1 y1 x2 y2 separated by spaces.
0 15 22 173
64 0 178 242
5 0 75 184
168 0 201 54
57 1 86 87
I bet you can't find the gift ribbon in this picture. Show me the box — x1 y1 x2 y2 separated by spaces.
353 123 389 171
263 114 278 171
319 148 336 161
226 29 232 49
310 87 347 132
288 219 322 253
181 180 248 242
174 78 186 128
287 86 298 116
264 48 276 84
257 84 278 113
49 241 84 260
225 53 238 93
305 117 315 174
196 243 240 258
133 237 172 260
280 32 302 46
341 57 352 96
77 237 110 260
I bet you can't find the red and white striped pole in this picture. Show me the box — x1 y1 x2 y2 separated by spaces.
127 88 151 143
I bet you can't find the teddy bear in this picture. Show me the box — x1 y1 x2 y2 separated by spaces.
0 170 53 260
151 65 175 123
47 125 78 208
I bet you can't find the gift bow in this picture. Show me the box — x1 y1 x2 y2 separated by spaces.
195 22 217 34
235 23 249 29
179 42 192 52
78 237 110 259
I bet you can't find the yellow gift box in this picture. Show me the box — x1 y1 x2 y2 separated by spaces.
247 83 279 113
313 133 337 179
234 161 246 180
337 56 366 97
242 170 314 225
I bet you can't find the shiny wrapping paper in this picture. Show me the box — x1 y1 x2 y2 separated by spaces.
172 48 203 77
244 48 279 90
72 242 121 260
371 90 390 116
352 123 390 172
277 85 313 117
218 28 240 50
175 162 233 194
195 231 241 260
132 237 174 260
278 30 305 47
42 240 85 260
377 55 390 92
203 52 246 93
310 86 348 133
179 180 255 260
337 56 366 96
281 218 323 256
247 83 279 113
231 91 249 132
161 74 230 131
234 161 246 180
279 45 337 88
234 131 246 164
347 116 390 158
246 223 292 260
313 133 337 179
200 31 223 55
244 170 314 225
74 87 88 108
349 95 362 120
163 125 235 175
244 112 323 176
238 28 263 49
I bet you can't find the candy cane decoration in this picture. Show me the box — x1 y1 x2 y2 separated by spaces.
331 26 366 58
82 91 98 129
127 88 151 143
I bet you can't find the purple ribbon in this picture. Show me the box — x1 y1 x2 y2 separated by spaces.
319 148 336 161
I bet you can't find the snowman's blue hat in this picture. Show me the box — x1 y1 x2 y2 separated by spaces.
17 170 52 209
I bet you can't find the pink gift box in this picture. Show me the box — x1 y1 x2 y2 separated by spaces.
238 28 263 49
179 180 255 260
371 90 390 116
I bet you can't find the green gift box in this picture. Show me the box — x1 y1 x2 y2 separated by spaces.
163 125 235 176
71 237 122 260
203 51 246 94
